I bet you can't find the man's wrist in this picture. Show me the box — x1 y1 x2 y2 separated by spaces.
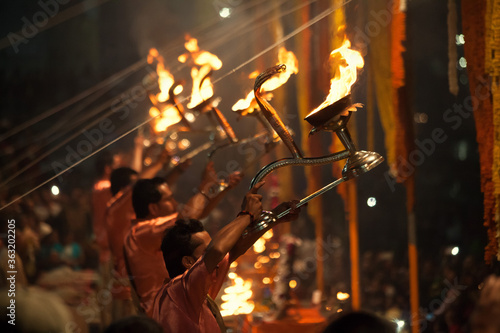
237 211 254 223
199 188 211 200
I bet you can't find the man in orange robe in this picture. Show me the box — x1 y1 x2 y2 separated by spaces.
124 162 241 316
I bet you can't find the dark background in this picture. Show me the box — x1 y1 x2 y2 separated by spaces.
0 0 485 286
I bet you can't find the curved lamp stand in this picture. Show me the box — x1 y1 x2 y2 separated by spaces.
244 64 384 237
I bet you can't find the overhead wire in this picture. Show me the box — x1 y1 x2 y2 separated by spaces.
1 0 306 171
0 77 124 175
0 0 352 211
0 0 272 144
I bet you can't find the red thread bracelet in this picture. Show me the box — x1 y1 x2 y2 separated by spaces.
237 211 254 223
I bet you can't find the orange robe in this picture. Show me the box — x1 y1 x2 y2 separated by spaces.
152 255 229 333
106 186 135 300
92 180 112 263
123 214 178 316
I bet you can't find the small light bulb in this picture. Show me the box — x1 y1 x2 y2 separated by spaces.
367 197 376 207
219 7 231 18
459 57 467 68
51 185 60 196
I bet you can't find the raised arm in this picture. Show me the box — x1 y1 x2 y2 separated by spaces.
139 149 170 179
228 200 300 263
203 182 264 273
180 161 242 220
131 130 145 173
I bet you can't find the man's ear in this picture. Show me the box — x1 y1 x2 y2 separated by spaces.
181 256 195 270
148 203 159 217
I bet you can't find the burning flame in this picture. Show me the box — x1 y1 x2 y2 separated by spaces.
311 39 364 114
231 90 257 113
253 237 266 254
220 274 255 317
149 106 182 133
262 229 273 240
94 180 110 191
337 292 350 301
178 37 223 109
147 48 183 103
232 47 298 113
262 47 298 91
147 48 183 133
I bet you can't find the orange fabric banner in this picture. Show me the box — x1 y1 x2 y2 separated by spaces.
462 0 497 262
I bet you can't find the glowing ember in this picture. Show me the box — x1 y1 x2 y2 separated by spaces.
94 180 110 191
232 47 298 113
253 237 266 253
220 273 254 317
262 229 273 240
337 292 350 301
178 37 223 109
269 251 280 259
310 39 364 115
257 255 270 264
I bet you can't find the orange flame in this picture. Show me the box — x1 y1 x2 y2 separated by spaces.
261 47 298 91
94 180 110 191
337 292 350 301
178 37 223 109
148 48 183 103
147 48 184 133
220 274 255 317
149 106 182 133
232 47 298 113
311 39 364 114
231 90 257 112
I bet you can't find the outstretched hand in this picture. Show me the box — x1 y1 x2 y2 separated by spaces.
241 181 264 219
227 171 243 189
157 148 171 166
177 158 192 172
199 161 218 193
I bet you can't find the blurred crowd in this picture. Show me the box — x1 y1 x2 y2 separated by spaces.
0 135 498 333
